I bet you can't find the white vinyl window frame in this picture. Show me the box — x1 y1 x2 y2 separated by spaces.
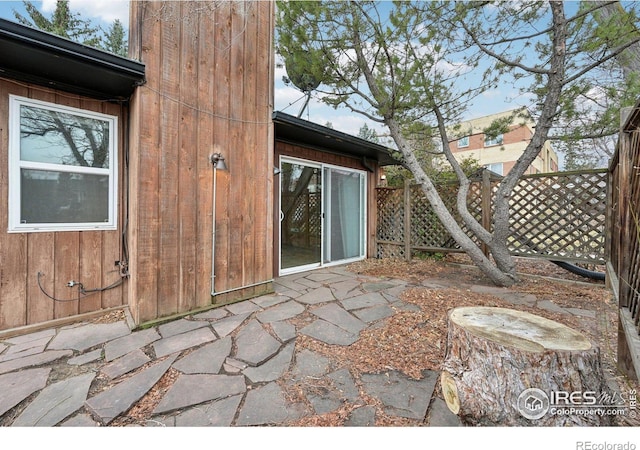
8 95 118 233
484 162 504 175
484 133 503 147
457 136 469 148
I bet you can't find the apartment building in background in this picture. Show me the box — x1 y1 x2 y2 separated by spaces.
448 108 559 176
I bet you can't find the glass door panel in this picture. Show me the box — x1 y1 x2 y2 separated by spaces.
280 160 322 272
324 167 365 263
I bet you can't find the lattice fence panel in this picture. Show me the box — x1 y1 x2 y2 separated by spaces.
376 169 606 264
508 171 607 263
376 188 405 258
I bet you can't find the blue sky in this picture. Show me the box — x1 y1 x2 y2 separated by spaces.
0 0 535 139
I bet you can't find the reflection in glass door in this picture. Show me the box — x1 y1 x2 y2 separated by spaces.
280 160 322 272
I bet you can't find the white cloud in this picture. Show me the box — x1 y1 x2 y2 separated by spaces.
43 0 129 25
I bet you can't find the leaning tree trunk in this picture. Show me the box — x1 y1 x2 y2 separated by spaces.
441 306 612 426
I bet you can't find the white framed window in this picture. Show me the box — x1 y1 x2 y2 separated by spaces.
8 95 118 232
484 133 503 147
484 162 504 175
457 136 469 148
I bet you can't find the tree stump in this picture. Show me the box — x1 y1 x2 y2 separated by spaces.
440 306 611 426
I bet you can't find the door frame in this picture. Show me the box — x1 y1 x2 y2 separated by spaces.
278 155 367 276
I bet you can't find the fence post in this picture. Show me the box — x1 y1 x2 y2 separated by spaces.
481 169 491 257
404 179 412 261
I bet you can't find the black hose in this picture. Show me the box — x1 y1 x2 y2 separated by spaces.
551 261 605 281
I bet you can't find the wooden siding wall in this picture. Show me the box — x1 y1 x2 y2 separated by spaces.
273 140 380 276
0 79 126 332
127 1 274 325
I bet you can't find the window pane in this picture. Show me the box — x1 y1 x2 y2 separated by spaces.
20 104 110 168
21 169 109 223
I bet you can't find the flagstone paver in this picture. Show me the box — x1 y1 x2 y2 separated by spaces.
68 349 103 366
360 370 438 420
158 318 210 338
296 286 335 305
270 321 296 342
236 382 304 426
340 292 389 311
243 342 295 383
210 312 251 337
353 304 395 323
0 350 73 375
48 322 131 352
310 303 367 334
84 354 177 425
251 293 291 308
172 337 232 374
101 349 150 380
256 300 305 323
152 327 216 358
299 319 359 346
427 398 463 427
4 334 52 355
192 308 228 320
2 329 55 346
159 394 243 427
291 349 331 380
12 373 95 426
153 374 246 415
225 301 262 315
345 405 376 426
104 328 161 361
0 345 47 362
0 368 50 417
234 320 281 366
329 279 364 300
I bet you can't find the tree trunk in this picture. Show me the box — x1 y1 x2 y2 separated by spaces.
441 306 612 426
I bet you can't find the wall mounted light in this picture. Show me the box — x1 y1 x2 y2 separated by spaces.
274 166 281 175
210 152 228 171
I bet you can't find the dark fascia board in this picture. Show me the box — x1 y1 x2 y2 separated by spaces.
0 18 145 101
272 111 401 167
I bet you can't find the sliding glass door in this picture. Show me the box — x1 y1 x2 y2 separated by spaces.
279 157 366 275
280 160 322 272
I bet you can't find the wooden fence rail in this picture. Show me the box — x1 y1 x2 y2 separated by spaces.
376 168 608 265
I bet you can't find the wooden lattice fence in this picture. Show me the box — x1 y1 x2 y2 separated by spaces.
376 169 607 264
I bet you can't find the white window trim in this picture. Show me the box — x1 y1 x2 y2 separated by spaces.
484 133 503 147
8 95 118 233
457 136 469 148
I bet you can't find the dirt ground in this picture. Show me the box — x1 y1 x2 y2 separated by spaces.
287 255 640 427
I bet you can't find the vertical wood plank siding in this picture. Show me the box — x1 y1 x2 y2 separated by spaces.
0 81 126 332
128 1 274 324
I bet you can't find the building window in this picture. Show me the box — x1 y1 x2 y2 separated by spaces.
457 136 469 148
484 133 503 147
8 96 118 232
484 163 503 175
